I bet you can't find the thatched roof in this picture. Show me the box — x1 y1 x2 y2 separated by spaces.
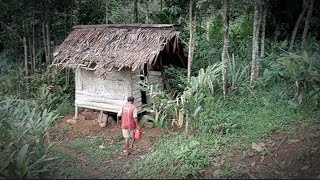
52 24 186 76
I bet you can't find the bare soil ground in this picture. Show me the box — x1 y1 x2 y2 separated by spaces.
49 110 320 179
201 122 320 179
49 109 161 179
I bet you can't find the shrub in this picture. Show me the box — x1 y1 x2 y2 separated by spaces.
0 99 60 179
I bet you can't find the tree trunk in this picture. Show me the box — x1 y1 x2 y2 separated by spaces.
42 22 48 65
186 0 196 134
28 23 33 74
64 6 67 37
250 0 262 87
160 0 162 10
301 0 314 48
222 0 230 96
134 0 138 22
187 0 195 82
145 0 150 23
46 22 52 65
260 3 267 58
23 21 29 76
32 17 36 73
105 0 108 24
206 20 210 41
23 36 28 75
289 0 308 51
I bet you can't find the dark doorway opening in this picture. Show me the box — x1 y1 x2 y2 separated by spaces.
140 65 148 104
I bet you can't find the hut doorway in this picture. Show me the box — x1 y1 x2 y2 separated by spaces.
140 65 148 105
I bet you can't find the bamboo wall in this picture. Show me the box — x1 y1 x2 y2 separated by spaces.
74 68 164 114
75 68 131 113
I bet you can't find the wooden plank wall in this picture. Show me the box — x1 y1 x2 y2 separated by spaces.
74 68 130 113
148 70 164 91
147 70 164 104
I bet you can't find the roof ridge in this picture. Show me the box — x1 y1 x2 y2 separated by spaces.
73 24 176 29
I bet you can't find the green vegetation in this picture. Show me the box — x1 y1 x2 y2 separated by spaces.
132 134 221 178
1 0 320 179
0 99 60 179
44 152 88 179
133 83 320 178
69 135 122 166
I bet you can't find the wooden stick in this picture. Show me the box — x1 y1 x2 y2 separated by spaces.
273 134 288 157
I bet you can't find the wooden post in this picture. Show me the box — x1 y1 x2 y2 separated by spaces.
74 105 79 119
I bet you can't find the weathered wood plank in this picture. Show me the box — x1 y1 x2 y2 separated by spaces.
76 90 126 101
75 68 82 91
75 100 122 113
76 95 126 106
148 70 162 76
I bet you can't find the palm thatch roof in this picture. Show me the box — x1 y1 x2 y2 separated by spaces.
51 24 187 77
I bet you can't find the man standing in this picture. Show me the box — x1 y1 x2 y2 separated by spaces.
117 96 140 155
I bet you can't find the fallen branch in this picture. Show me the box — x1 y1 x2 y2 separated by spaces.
273 134 288 157
247 172 257 179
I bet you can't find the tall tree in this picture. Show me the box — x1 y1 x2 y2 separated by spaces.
301 0 314 48
186 0 196 135
221 0 230 95
105 0 108 24
23 22 29 75
187 0 195 82
260 1 267 58
145 0 150 23
250 0 262 87
134 0 139 22
289 0 308 51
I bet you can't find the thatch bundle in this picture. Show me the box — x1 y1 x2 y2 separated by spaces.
52 24 183 77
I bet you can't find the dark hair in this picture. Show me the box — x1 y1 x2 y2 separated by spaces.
127 96 134 102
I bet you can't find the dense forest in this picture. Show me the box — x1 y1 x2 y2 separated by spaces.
1 0 320 179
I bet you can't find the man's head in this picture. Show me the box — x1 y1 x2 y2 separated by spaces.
127 96 134 103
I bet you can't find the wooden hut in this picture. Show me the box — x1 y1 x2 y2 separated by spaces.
51 24 187 118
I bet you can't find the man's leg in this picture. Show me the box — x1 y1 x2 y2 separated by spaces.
129 130 135 149
124 137 130 155
122 129 130 155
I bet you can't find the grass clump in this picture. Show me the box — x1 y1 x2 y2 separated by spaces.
69 135 122 166
44 152 88 179
132 134 222 179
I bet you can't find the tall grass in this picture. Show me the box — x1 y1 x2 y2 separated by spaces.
0 53 74 179
0 99 60 179
132 134 222 179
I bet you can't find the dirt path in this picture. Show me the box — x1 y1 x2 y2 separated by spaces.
49 110 160 179
53 144 105 179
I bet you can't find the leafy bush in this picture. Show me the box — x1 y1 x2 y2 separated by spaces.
0 99 60 179
0 58 74 116
163 65 188 93
142 63 222 131
265 49 320 106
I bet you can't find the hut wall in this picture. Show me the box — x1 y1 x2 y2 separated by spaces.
131 70 143 112
148 70 164 91
75 68 131 113
147 70 164 104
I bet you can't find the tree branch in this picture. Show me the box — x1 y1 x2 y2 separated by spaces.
0 21 22 41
